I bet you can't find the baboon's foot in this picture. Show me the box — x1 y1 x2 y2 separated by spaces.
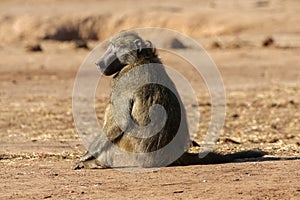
72 161 85 170
72 159 109 170
72 151 109 170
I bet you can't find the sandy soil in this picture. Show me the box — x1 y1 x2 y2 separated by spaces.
0 0 300 199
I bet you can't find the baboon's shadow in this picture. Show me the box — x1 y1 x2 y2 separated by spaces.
170 150 300 166
234 155 300 163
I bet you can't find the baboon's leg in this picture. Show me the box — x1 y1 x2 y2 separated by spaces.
79 151 95 162
72 142 111 170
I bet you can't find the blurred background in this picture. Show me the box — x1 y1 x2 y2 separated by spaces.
0 0 300 199
0 0 299 159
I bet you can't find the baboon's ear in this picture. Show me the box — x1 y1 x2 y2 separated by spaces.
145 40 153 48
133 39 142 52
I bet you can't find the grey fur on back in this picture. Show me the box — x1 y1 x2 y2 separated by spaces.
92 32 190 167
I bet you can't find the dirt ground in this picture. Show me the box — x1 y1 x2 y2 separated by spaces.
0 0 300 199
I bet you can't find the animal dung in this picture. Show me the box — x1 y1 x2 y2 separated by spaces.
262 36 274 47
25 43 43 52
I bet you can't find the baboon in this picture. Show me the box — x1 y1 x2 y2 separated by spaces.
73 31 265 169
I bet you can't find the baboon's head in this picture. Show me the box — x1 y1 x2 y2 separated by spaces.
95 31 156 76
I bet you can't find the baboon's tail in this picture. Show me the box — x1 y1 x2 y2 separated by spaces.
171 150 267 166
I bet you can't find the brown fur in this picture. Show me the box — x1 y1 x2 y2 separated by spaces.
72 32 265 170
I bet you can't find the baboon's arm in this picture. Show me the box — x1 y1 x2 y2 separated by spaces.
103 104 125 142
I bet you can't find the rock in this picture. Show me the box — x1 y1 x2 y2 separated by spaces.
25 43 43 52
74 39 89 49
164 38 187 49
224 137 242 144
262 36 274 47
210 41 222 49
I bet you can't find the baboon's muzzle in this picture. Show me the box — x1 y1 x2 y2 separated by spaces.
95 45 124 76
